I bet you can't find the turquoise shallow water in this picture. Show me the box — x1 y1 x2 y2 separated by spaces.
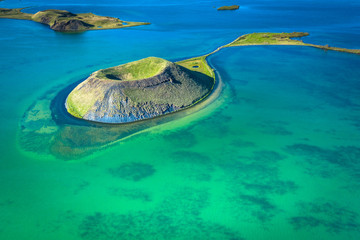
1 0 360 239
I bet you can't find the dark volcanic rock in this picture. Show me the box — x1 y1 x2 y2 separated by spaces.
51 19 94 31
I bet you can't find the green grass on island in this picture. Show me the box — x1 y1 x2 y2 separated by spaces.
225 32 360 54
227 32 309 46
0 8 150 32
176 56 214 78
217 5 240 11
96 57 170 81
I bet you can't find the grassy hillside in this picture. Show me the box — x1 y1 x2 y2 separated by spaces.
96 57 170 81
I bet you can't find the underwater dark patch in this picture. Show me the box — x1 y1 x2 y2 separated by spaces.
79 188 244 240
230 139 256 148
170 151 214 181
284 143 360 178
228 194 278 222
194 111 232 138
108 162 156 181
73 181 90 195
243 180 298 195
171 151 211 165
161 128 197 149
289 201 360 233
108 187 152 202
219 149 297 223
251 150 285 163
249 120 293 136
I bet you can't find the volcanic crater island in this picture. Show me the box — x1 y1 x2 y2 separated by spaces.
0 7 150 31
66 57 214 123
65 32 360 124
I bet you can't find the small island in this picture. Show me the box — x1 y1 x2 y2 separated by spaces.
66 57 214 123
0 8 150 32
217 5 240 11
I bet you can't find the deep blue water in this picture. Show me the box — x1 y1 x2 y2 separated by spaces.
1 0 360 239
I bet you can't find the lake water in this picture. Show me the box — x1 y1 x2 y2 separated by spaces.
1 0 360 239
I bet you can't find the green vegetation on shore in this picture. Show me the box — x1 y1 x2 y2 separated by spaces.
0 8 150 32
225 32 360 55
227 32 309 46
176 56 214 78
217 5 240 11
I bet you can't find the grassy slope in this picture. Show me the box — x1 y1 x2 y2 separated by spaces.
66 85 103 118
226 32 360 54
96 57 169 81
176 56 214 78
0 8 150 31
227 32 309 46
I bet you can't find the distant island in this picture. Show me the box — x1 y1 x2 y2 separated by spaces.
66 57 214 123
217 5 240 11
0 8 150 32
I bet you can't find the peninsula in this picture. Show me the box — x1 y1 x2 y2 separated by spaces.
0 8 150 32
66 57 214 123
217 5 240 11
224 32 360 54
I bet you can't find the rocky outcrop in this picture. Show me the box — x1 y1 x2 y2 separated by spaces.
51 19 94 31
66 57 214 123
